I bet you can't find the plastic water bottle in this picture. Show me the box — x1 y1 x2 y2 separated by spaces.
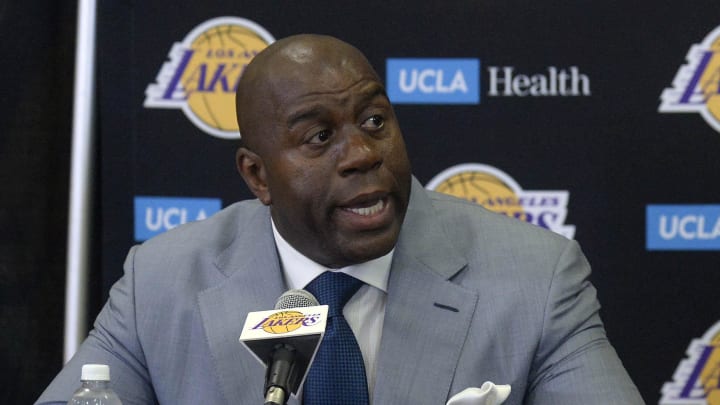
67 364 122 405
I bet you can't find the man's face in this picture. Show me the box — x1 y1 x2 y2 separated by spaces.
242 43 412 268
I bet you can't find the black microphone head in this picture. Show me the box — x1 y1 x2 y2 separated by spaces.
274 289 319 309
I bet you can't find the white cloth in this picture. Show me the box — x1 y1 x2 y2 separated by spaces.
446 382 512 405
271 220 392 399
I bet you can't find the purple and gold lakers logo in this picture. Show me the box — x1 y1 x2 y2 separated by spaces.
144 17 274 139
426 163 575 238
251 311 321 335
661 321 720 404
659 25 720 134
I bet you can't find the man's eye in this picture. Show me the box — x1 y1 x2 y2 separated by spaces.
361 115 384 129
308 130 332 144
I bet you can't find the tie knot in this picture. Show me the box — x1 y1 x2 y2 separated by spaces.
305 272 363 317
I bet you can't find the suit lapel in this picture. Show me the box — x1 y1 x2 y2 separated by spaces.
197 204 296 404
373 179 479 404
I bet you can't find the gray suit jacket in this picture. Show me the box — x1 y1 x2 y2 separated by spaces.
37 178 644 404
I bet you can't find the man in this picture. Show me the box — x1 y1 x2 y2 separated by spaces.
37 34 644 404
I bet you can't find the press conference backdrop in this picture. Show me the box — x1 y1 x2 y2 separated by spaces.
97 2 720 403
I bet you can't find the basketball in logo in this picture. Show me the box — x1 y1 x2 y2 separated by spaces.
705 33 720 123
702 331 720 404
261 311 305 334
427 164 525 219
145 17 275 139
183 24 268 133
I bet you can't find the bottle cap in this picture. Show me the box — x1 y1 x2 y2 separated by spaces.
81 364 110 381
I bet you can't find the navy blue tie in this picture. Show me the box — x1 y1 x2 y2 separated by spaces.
303 271 370 405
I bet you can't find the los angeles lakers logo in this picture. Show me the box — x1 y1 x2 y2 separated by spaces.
426 163 575 238
251 311 321 335
661 321 720 404
659 25 720 134
144 17 274 139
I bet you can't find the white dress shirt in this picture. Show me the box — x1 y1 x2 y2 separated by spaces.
271 220 392 400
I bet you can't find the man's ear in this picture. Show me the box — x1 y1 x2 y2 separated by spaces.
236 147 271 205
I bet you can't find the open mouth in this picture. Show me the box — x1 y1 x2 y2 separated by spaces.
343 198 385 216
335 192 395 231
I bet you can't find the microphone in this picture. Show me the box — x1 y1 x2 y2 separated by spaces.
265 290 319 405
240 289 328 405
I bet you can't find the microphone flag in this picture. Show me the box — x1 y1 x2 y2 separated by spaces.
240 297 328 398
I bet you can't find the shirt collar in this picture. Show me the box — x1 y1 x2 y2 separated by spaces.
271 219 392 292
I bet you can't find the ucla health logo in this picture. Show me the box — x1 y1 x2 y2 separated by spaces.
659 25 720 133
426 164 575 238
386 58 480 104
134 196 222 241
647 205 720 250
660 321 720 404
144 17 274 139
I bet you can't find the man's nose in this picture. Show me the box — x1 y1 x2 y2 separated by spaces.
337 126 382 176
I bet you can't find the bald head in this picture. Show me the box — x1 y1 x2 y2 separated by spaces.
233 34 411 267
235 34 381 151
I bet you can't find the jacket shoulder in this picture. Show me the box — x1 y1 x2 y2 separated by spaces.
127 200 268 281
139 199 265 251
